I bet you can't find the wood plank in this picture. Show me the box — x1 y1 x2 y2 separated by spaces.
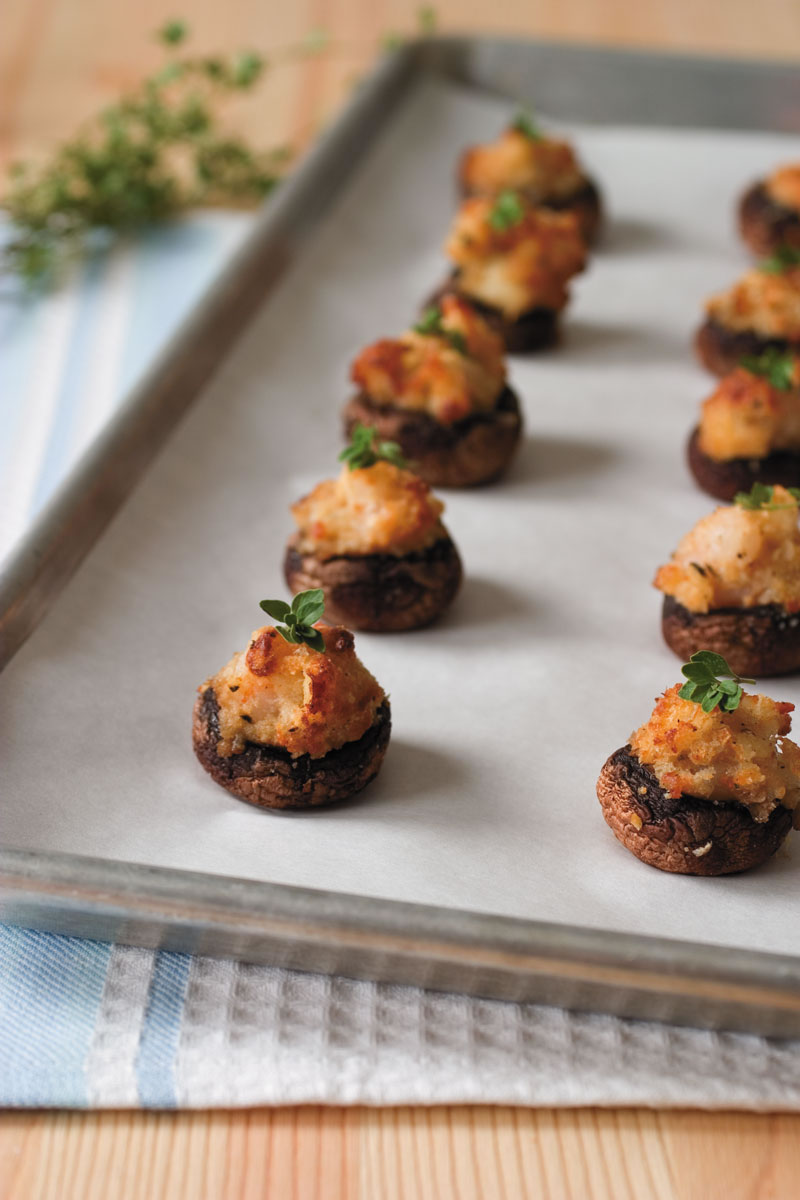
3 1109 800 1200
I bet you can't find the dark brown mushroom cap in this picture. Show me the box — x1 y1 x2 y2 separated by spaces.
695 316 800 378
284 533 462 633
193 689 391 810
739 181 800 258
342 385 522 488
661 594 800 678
687 425 800 502
428 276 559 354
597 746 793 875
457 174 603 244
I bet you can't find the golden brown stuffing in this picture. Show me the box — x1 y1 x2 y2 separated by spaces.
291 462 446 558
654 488 800 613
460 128 586 201
698 365 800 460
705 267 800 338
350 295 506 422
629 684 800 822
203 624 384 759
444 197 586 319
765 163 800 213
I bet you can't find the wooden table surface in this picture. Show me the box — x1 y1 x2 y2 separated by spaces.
3 2 800 1197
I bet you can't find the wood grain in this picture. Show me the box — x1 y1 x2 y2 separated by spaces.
3 1 800 1197
4 1107 800 1200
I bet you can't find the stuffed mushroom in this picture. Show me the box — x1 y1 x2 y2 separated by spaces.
687 352 800 500
343 294 522 487
284 439 462 632
597 661 800 875
457 113 603 243
193 592 390 810
695 252 800 376
739 164 800 257
432 191 587 353
654 485 800 677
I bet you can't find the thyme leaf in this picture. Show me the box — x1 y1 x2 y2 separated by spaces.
339 422 407 471
678 651 754 714
259 590 326 652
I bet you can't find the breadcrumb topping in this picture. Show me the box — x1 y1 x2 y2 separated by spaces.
766 163 800 213
654 488 800 613
630 684 800 821
445 197 586 319
459 128 586 201
351 295 506 423
204 624 384 759
291 462 446 558
698 365 800 460
706 268 800 338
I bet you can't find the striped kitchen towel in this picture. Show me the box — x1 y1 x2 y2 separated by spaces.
6 924 800 1108
0 211 253 567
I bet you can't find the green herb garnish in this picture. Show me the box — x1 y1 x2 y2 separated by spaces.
259 590 326 652
2 22 292 286
339 423 407 471
488 189 526 232
511 110 541 140
417 5 438 33
733 482 800 510
760 246 800 274
739 347 795 390
678 651 754 714
413 305 468 354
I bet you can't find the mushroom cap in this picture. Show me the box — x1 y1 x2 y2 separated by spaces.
661 594 800 678
193 689 391 810
342 385 522 488
695 317 800 378
284 534 462 632
429 278 559 354
739 180 800 258
597 746 793 875
686 425 800 502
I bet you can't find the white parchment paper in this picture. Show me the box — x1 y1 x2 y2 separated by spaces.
4 79 800 957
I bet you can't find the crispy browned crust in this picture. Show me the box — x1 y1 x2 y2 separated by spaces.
695 317 800 378
284 534 462 632
457 174 603 244
428 278 559 354
342 385 522 488
739 181 800 257
597 747 793 875
661 594 800 678
687 425 800 501
193 690 391 810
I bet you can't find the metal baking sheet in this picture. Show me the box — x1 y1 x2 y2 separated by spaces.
4 39 800 1035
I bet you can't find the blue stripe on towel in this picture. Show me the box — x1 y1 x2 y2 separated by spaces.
135 951 192 1107
0 927 113 1107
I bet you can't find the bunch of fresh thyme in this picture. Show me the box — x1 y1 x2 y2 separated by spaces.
3 8 438 287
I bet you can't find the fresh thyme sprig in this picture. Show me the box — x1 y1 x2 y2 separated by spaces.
739 347 796 390
760 246 800 274
510 109 541 140
733 482 800 511
339 423 407 471
3 22 288 285
259 589 326 652
3 8 440 287
678 651 754 714
488 189 526 232
413 305 468 354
